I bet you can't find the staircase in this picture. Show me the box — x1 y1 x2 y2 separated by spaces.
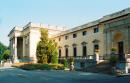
0 60 12 68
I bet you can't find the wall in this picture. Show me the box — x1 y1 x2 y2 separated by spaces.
54 24 105 58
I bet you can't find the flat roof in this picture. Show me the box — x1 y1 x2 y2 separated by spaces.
52 7 130 37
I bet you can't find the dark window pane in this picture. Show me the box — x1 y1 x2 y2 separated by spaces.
59 38 61 41
73 47 77 57
65 36 68 40
82 46 87 57
73 33 77 38
65 48 68 58
59 49 61 58
82 31 86 36
94 44 99 51
94 28 99 33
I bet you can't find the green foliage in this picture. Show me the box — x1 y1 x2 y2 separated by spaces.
69 57 74 63
47 40 58 64
36 28 58 64
17 63 64 70
0 42 7 53
111 48 117 52
36 28 49 64
0 42 7 60
109 55 118 66
51 48 58 64
49 64 64 70
20 64 51 70
2 50 10 60
63 58 68 68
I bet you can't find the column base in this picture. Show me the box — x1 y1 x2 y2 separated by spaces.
13 58 19 63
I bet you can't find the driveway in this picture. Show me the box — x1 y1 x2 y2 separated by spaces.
0 68 130 83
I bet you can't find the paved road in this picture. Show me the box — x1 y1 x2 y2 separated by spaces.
0 68 130 83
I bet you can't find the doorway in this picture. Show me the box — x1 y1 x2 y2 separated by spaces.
118 41 125 61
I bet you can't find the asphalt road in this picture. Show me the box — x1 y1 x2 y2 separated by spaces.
0 68 130 83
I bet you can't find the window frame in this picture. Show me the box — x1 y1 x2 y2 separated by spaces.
65 35 69 40
82 31 87 36
59 49 61 58
73 33 77 38
94 27 99 33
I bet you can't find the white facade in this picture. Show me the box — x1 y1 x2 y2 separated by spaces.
8 8 130 65
8 22 66 63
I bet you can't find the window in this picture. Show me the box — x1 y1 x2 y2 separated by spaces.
59 49 61 58
82 31 87 36
94 28 99 33
73 47 77 57
73 33 77 38
94 44 99 52
65 36 68 40
82 45 87 57
65 48 68 58
59 37 61 41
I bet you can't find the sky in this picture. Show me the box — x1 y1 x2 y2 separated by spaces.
0 0 130 46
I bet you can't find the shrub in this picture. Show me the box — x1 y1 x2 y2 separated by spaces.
111 48 117 52
14 63 64 70
63 59 68 68
109 55 118 66
19 64 51 70
49 64 64 70
69 57 74 62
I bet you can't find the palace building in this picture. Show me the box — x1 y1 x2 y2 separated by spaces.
8 8 130 72
53 8 130 62
8 23 67 63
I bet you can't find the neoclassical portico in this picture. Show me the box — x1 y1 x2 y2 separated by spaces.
8 22 66 63
9 27 23 63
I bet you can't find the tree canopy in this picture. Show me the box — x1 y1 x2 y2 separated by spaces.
0 42 11 61
36 28 58 64
0 42 7 54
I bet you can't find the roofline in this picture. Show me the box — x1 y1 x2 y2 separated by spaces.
52 7 130 37
8 27 23 37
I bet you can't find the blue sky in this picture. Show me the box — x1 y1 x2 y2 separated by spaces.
0 0 130 45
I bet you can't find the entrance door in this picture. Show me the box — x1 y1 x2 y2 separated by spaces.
118 41 125 61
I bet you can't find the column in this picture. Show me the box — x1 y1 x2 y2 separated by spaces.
128 27 130 54
14 37 18 63
10 39 13 61
23 37 25 58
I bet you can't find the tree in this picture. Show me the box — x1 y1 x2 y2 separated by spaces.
47 40 58 64
36 28 49 64
51 48 58 64
0 42 7 60
2 50 10 61
36 28 58 64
